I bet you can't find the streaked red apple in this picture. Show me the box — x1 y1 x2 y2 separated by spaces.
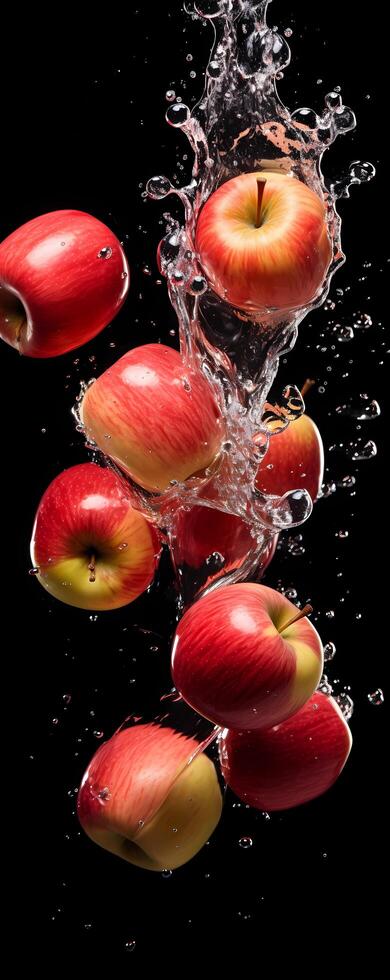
219 692 352 811
77 723 223 870
0 210 129 357
30 463 160 611
81 343 225 492
255 413 324 502
171 583 323 731
195 171 332 312
172 504 277 579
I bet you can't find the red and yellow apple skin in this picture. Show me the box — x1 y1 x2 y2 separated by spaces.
171 583 323 731
195 171 332 312
172 505 277 576
220 692 352 811
30 463 160 611
255 414 324 502
81 343 225 493
0 210 129 357
77 723 223 871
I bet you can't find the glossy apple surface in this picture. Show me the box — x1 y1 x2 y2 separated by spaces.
30 463 160 610
195 171 332 312
256 413 324 502
78 723 223 870
171 583 323 730
220 692 352 811
81 343 225 492
0 210 129 357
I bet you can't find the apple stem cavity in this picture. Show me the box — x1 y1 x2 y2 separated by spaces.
278 603 313 633
255 179 267 229
300 378 316 399
88 553 96 583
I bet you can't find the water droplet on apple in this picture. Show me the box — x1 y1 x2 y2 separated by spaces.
97 246 113 259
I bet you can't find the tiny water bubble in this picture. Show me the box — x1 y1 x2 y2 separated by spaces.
97 247 112 260
336 325 354 342
125 941 136 952
367 689 384 706
335 693 354 720
239 836 253 849
348 439 377 461
324 642 336 662
147 175 172 199
166 102 190 126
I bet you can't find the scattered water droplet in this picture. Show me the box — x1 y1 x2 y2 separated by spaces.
97 246 112 260
239 836 253 849
367 688 384 706
335 693 354 720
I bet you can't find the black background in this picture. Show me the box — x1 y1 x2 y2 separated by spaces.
2 0 386 963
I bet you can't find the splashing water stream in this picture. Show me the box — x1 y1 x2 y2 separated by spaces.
76 0 374 605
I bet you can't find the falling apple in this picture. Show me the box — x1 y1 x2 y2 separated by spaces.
195 171 332 312
81 343 225 492
30 463 161 611
171 582 323 731
255 413 324 502
78 723 223 870
0 210 129 357
219 692 352 811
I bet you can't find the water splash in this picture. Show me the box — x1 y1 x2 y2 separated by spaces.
76 0 374 601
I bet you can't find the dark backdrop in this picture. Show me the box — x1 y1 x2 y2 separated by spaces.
2 0 386 962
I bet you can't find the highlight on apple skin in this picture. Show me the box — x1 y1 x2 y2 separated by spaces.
0 210 129 357
219 692 352 811
77 723 223 871
171 583 323 731
30 463 161 611
195 171 332 312
255 413 324 502
81 343 225 492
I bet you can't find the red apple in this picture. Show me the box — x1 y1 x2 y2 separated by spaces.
171 583 323 731
172 504 277 580
81 343 225 492
78 723 223 870
195 171 332 312
0 210 129 357
255 413 324 502
30 463 160 611
219 692 352 811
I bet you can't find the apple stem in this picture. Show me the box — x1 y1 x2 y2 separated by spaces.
300 378 316 399
88 553 96 583
255 178 267 229
278 603 313 633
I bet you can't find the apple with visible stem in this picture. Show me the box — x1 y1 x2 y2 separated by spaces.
30 463 161 611
81 343 225 493
171 582 323 731
219 692 352 811
255 380 324 502
195 171 332 312
0 210 129 357
78 723 223 871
